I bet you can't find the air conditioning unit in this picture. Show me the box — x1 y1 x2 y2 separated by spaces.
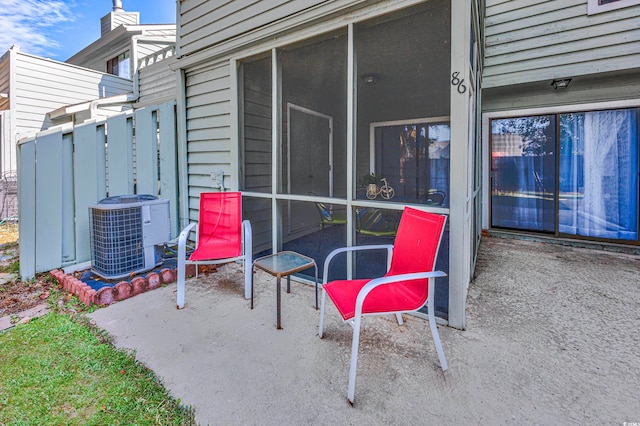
89 194 170 280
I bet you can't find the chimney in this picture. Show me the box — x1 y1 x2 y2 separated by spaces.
101 1 139 36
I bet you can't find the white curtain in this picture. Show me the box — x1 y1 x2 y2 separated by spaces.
565 110 637 239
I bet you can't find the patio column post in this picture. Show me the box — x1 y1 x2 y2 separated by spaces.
448 0 473 330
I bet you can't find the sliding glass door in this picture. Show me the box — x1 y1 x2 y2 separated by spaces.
490 107 639 243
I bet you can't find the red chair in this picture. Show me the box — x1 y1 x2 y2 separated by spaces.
176 192 252 308
319 207 448 404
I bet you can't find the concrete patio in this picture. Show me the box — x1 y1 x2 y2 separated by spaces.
89 236 640 425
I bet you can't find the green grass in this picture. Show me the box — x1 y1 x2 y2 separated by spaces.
0 259 19 274
0 313 195 425
0 241 19 274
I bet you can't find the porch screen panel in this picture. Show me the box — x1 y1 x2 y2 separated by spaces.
279 31 347 198
559 109 639 240
491 116 556 232
354 0 451 205
243 196 272 255
241 56 272 193
278 199 346 281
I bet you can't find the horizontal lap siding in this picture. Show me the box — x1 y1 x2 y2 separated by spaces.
185 62 232 222
138 59 176 105
178 0 328 56
13 53 132 137
483 0 640 87
107 13 139 32
18 54 131 94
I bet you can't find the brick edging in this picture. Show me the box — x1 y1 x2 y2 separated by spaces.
49 268 177 307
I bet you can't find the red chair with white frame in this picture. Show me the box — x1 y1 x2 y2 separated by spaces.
176 192 252 309
319 207 448 405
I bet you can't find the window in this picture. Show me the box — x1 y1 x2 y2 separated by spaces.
368 120 450 206
107 51 131 78
587 0 640 14
490 108 639 242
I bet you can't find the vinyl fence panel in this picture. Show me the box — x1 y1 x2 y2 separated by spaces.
18 102 177 280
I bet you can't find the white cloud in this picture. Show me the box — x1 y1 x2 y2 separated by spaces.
0 0 74 57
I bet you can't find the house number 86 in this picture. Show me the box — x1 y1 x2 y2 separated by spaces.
451 72 467 94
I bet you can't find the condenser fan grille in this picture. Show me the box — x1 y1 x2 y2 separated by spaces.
89 206 144 278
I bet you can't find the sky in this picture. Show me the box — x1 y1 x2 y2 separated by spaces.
0 0 176 62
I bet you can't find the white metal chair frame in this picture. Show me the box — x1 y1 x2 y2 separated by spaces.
176 220 252 309
318 244 448 405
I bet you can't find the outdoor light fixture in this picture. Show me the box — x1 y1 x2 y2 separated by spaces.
362 74 378 85
551 78 572 90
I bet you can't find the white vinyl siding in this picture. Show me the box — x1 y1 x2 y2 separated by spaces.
13 52 132 138
101 11 140 35
178 0 335 57
137 57 177 106
484 0 640 87
184 62 232 221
